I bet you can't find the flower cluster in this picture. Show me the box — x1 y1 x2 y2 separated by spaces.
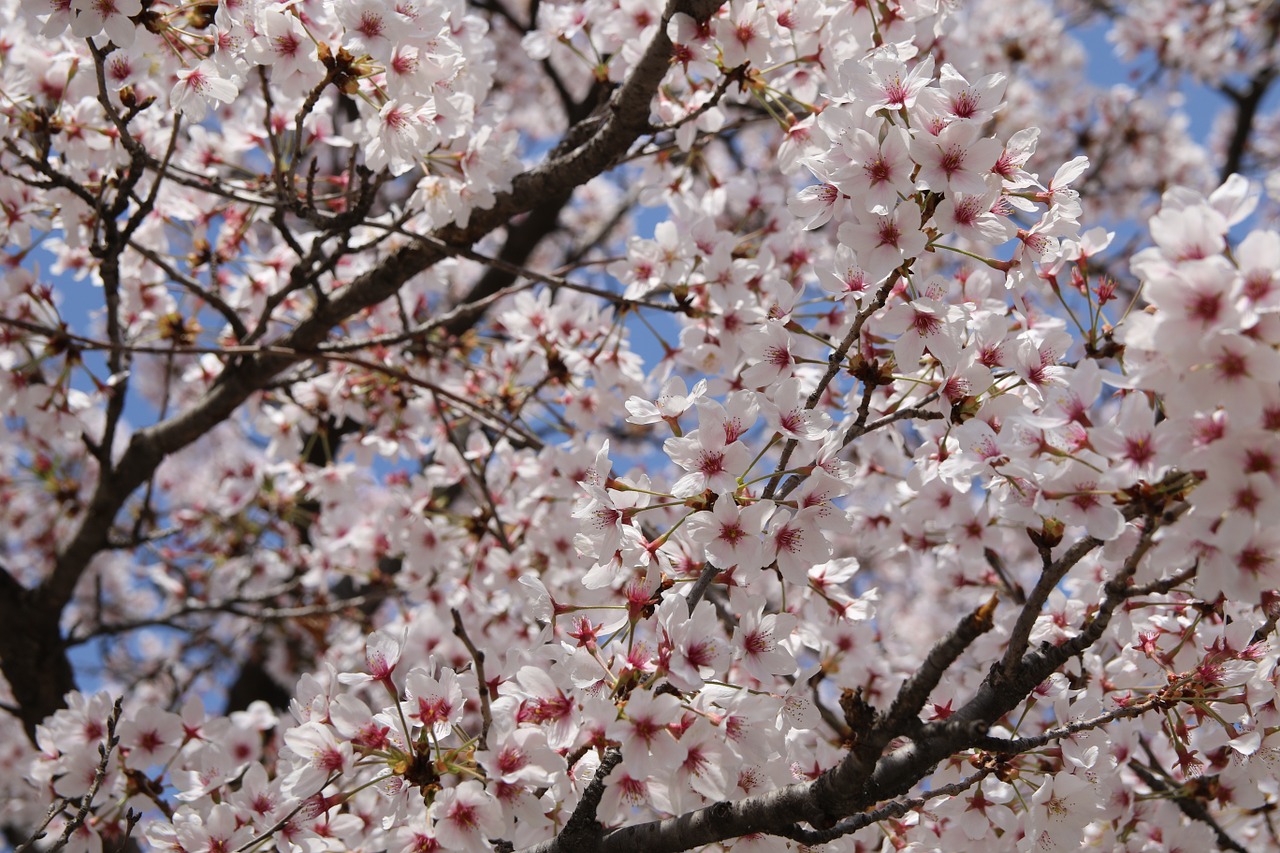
2 0 1279 851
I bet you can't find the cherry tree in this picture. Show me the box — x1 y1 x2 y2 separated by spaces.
1 0 1279 851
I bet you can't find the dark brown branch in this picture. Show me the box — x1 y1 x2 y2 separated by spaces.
550 749 624 853
1219 66 1277 182
1128 758 1248 853
683 561 722 609
842 395 943 445
126 240 248 342
763 273 900 501
974 692 1168 754
999 533 1102 679
552 781 823 853
451 607 494 751
776 769 992 846
880 595 998 738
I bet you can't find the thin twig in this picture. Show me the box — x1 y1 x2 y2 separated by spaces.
764 273 900 501
777 768 994 845
17 697 124 853
1128 756 1249 853
451 607 494 752
1000 534 1103 679
974 692 1169 754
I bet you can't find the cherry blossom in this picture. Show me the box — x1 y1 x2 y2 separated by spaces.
3 1 1280 852
687 495 773 573
429 780 503 853
403 662 465 740
607 689 688 777
911 120 1005 196
69 0 139 46
844 47 935 116
170 62 239 121
733 602 798 682
831 125 916 216
838 202 928 283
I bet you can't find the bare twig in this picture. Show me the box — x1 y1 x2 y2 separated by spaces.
1128 756 1249 853
776 768 994 846
881 595 998 738
999 533 1103 679
764 273 901 502
17 697 123 853
451 607 494 751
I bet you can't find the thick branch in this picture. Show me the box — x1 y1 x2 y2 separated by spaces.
880 595 998 737
1220 66 1276 182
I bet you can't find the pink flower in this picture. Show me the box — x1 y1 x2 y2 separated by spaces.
911 120 1004 196
330 694 393 752
171 61 238 121
672 718 736 803
335 0 399 60
1008 331 1070 402
1039 460 1124 541
513 666 578 749
599 767 671 822
429 781 503 853
607 690 687 777
715 0 772 68
403 662 464 740
765 507 832 584
283 721 352 796
926 64 1008 125
832 126 915 215
364 99 437 177
992 127 1041 189
658 596 728 691
228 763 283 827
338 629 406 688
1202 514 1280 601
934 179 1014 245
732 602 797 682
740 321 797 387
1235 228 1280 308
1026 772 1101 851
246 8 324 87
1140 256 1245 345
838 203 928 283
760 378 832 442
573 482 646 561
878 283 965 371
843 48 935 116
1089 394 1163 479
70 0 140 46
789 181 840 230
118 705 183 767
687 496 772 572
1033 155 1090 220
625 376 708 429
173 804 252 853
817 244 884 304
664 397 758 497
1139 201 1229 270
477 726 564 787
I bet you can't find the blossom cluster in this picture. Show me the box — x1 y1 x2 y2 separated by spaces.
1 0 1279 851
